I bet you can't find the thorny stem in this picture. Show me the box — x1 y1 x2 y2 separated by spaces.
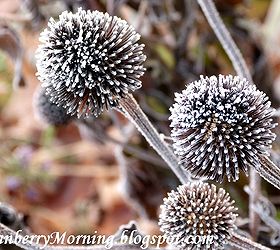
118 94 190 184
229 232 272 250
196 0 262 239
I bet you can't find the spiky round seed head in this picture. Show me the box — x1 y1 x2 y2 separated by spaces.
170 75 277 182
159 182 238 249
33 87 73 125
36 8 146 118
0 202 17 227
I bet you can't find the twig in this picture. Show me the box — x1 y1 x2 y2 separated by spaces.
252 198 280 246
197 0 252 82
176 0 195 59
229 232 272 250
249 168 261 240
0 13 30 23
21 0 46 30
135 0 148 33
258 156 280 190
118 94 190 184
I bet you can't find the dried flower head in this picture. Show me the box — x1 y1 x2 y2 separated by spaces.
0 202 17 227
159 182 238 249
36 8 146 118
0 202 28 232
170 75 276 182
33 87 73 125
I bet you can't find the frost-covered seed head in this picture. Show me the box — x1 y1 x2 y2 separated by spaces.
159 182 238 249
33 87 73 125
170 75 277 182
36 8 146 118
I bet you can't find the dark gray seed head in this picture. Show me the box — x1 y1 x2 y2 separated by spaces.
159 182 238 249
170 75 277 182
0 203 17 227
0 202 27 232
36 8 146 118
33 87 73 125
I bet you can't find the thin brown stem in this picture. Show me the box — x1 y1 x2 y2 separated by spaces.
197 0 252 82
249 169 261 240
118 94 190 184
229 232 272 250
0 13 30 23
258 155 280 189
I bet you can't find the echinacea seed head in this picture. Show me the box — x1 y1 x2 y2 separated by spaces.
159 182 238 249
33 87 73 125
0 202 17 227
36 8 146 118
170 74 277 182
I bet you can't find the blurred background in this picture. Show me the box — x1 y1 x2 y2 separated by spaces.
1 0 280 248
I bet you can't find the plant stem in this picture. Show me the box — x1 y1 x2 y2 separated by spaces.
229 232 272 250
258 155 280 189
196 0 252 82
118 94 190 184
249 168 261 240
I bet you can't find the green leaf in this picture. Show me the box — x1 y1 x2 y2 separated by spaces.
154 44 175 69
40 126 55 147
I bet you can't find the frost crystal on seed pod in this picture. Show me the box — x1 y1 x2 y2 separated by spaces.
36 8 146 118
170 75 276 182
159 182 238 249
